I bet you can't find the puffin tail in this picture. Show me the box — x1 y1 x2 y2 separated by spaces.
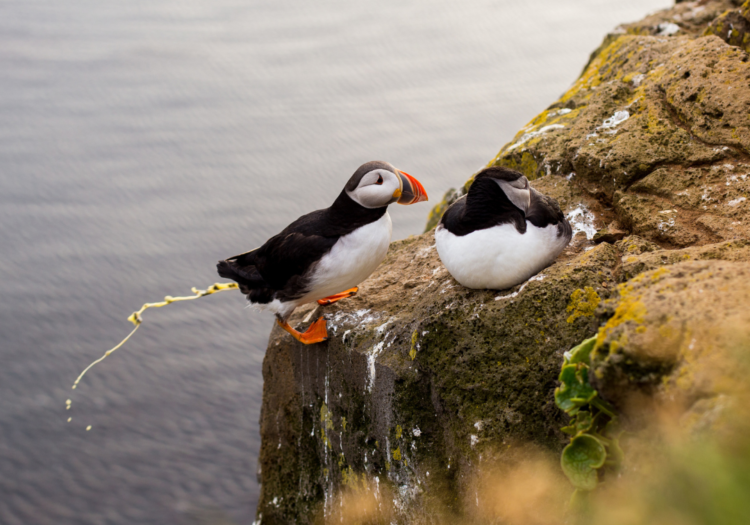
216 259 249 283
217 252 273 303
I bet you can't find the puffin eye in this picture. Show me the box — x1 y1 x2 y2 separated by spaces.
375 174 383 185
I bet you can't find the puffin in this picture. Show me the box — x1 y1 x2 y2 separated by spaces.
435 166 571 290
217 161 428 344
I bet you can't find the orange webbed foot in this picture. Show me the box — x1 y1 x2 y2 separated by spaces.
277 317 328 345
317 287 359 306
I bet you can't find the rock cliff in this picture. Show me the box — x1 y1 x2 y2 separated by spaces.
256 2 750 523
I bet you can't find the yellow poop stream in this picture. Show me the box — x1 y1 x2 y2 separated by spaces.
67 282 238 424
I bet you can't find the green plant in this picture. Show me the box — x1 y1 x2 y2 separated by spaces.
555 336 622 494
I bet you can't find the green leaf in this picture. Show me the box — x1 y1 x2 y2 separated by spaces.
562 411 594 436
561 434 607 491
555 364 597 414
590 396 617 418
570 410 594 435
564 336 598 365
561 424 577 436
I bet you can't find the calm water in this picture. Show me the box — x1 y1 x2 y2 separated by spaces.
0 0 670 523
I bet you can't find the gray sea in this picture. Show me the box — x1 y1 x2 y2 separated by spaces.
0 0 670 523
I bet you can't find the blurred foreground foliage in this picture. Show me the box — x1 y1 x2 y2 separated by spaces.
316 334 750 525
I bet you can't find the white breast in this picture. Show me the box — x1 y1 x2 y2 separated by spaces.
435 221 568 290
301 212 393 303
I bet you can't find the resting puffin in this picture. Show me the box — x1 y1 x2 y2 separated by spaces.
217 161 428 344
435 166 571 290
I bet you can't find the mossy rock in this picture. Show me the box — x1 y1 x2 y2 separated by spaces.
257 233 619 523
426 28 750 244
256 232 750 522
591 259 750 420
705 0 750 53
485 32 750 247
260 3 750 522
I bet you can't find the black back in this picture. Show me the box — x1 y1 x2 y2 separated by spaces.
439 166 570 238
527 187 569 234
440 168 526 236
217 189 387 303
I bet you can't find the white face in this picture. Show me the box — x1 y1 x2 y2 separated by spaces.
346 169 401 209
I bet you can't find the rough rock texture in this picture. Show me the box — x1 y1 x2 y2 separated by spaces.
489 31 750 248
705 0 750 52
590 258 750 437
258 2 750 523
426 2 750 243
257 227 618 524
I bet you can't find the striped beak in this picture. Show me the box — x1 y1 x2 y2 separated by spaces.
395 170 428 205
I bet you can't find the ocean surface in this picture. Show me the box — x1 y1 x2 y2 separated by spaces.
0 0 671 523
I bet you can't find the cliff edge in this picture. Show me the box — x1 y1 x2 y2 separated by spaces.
257 2 750 523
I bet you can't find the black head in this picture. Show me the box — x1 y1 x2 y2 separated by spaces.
345 161 399 192
470 166 530 213
343 161 428 209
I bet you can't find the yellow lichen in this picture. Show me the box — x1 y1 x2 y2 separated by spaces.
395 425 403 440
651 267 670 282
495 151 539 179
566 286 602 323
559 35 632 103
341 467 368 492
319 404 333 448
320 428 331 449
321 403 333 430
392 447 402 461
409 330 418 360
596 294 647 349
528 109 552 127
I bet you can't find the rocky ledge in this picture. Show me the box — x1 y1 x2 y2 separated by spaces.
256 2 750 523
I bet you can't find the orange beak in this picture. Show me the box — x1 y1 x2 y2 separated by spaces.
395 170 428 205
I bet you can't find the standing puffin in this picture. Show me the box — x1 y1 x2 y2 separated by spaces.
435 166 571 290
217 161 428 344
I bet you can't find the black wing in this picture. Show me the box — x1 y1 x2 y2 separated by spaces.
254 232 337 290
217 209 339 303
217 189 387 302
526 188 572 239
438 195 467 232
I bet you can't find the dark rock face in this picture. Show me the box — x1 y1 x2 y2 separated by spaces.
258 2 750 523
705 0 750 52
257 228 618 523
